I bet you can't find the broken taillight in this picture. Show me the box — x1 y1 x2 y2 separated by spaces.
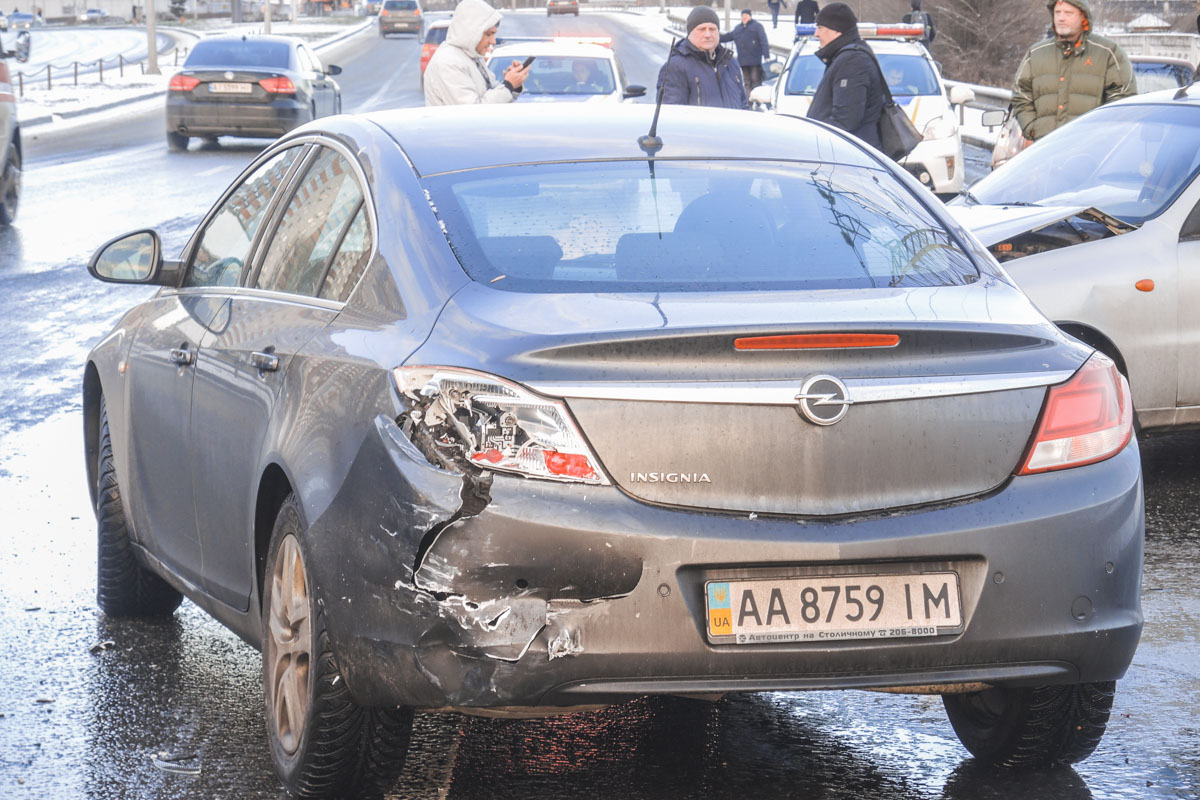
1016 353 1133 475
393 366 608 485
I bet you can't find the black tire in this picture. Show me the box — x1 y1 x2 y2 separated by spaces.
262 496 413 799
166 131 189 152
0 145 21 226
942 681 1116 767
96 397 183 617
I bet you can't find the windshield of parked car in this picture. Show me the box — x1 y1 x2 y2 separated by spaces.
185 40 291 69
423 160 978 292
966 104 1200 224
786 53 939 97
488 55 615 96
1133 62 1192 93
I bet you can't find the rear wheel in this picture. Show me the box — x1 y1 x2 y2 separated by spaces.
942 681 1116 767
263 495 413 798
0 145 21 226
166 131 189 152
96 397 183 617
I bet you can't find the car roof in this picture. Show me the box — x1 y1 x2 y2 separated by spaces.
1130 55 1194 68
196 33 306 46
1105 86 1200 107
490 40 615 58
364 104 880 176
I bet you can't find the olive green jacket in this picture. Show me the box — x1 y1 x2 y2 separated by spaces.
1011 0 1136 140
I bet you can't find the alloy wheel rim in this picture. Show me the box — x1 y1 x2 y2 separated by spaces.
268 533 311 755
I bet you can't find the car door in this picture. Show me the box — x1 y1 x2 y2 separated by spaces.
298 45 331 116
1177 185 1200 409
122 145 304 587
191 144 373 610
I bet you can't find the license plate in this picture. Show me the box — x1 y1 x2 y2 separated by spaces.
706 572 962 644
209 82 253 94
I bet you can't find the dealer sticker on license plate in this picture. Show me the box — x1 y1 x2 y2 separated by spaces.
706 572 962 644
209 82 253 94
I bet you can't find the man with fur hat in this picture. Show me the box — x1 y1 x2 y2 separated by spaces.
1010 0 1135 141
806 2 884 150
656 5 749 109
424 0 529 106
720 9 769 91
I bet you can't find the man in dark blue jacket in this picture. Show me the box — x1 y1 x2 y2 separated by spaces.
720 9 769 91
806 3 883 150
657 6 749 109
794 0 819 25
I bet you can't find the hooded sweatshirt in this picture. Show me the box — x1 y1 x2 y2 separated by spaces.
1010 0 1135 140
423 0 516 106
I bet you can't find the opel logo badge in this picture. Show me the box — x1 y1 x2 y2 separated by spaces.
795 375 852 426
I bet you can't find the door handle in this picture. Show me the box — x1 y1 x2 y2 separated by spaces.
251 350 280 372
169 346 194 366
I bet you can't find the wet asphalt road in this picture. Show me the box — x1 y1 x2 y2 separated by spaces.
1 18 1198 800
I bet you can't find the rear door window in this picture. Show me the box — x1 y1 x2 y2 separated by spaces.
255 147 368 298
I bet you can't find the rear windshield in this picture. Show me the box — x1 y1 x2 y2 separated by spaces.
185 40 292 69
489 56 615 96
787 53 939 97
1133 62 1192 93
423 160 978 293
424 25 447 44
384 0 417 8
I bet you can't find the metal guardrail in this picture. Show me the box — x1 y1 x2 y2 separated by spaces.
11 46 190 96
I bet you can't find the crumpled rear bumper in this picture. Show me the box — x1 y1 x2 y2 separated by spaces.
305 416 1144 710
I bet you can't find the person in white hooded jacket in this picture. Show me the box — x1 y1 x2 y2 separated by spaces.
424 0 529 106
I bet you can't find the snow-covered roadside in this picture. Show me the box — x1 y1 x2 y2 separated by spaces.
15 17 370 128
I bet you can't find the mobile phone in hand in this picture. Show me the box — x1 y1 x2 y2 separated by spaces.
522 56 536 68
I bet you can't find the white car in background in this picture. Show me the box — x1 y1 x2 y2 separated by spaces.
487 38 646 104
751 23 974 195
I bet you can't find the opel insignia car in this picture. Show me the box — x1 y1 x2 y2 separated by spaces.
166 34 342 151
951 87 1200 432
1 28 31 225
84 103 1143 797
751 23 975 195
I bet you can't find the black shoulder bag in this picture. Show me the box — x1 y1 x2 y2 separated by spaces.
859 45 922 161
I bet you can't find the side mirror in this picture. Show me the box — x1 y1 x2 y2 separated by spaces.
749 84 773 108
15 30 32 63
980 108 1006 128
88 230 182 286
624 84 647 99
325 64 342 75
948 84 974 106
764 59 783 77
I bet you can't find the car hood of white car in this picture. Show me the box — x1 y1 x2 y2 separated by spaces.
947 203 1099 247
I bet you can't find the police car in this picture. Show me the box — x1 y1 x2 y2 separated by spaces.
750 23 974 195
486 38 646 104
0 27 30 225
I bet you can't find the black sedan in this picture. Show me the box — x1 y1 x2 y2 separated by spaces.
165 34 342 151
85 105 1142 797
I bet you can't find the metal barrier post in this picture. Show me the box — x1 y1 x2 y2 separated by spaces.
46 65 51 90
74 61 79 86
99 58 103 82
18 72 23 98
119 54 124 77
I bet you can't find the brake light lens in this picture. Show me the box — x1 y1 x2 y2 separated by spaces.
1017 353 1133 475
169 74 200 91
259 76 296 94
393 366 609 485
380 8 387 14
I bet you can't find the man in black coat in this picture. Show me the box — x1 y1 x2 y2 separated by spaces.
720 9 769 91
657 6 749 109
806 3 883 150
794 0 818 25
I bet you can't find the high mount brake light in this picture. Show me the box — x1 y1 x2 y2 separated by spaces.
393 366 609 485
169 74 200 91
1017 353 1133 475
734 333 900 350
258 76 296 94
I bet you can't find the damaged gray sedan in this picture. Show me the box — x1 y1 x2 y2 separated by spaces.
83 104 1144 797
